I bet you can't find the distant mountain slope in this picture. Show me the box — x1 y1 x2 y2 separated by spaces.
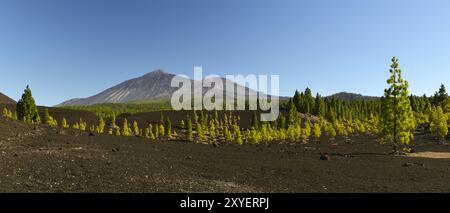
0 92 16 104
57 69 264 106
328 92 378 101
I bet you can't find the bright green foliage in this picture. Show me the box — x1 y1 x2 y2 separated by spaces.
154 123 159 138
247 128 262 144
159 123 165 137
78 118 86 131
42 108 58 127
108 128 113 135
233 125 243 145
72 123 80 129
96 117 105 133
224 126 232 143
133 121 140 136
313 123 322 141
111 113 117 129
186 116 193 142
380 57 416 149
166 118 172 138
16 85 40 123
335 120 348 140
148 124 156 140
2 107 13 119
196 122 205 142
209 119 217 143
61 118 69 128
121 118 131 136
287 100 297 126
430 106 448 142
301 120 311 144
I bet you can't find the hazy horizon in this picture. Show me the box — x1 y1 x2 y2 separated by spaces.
1 0 449 106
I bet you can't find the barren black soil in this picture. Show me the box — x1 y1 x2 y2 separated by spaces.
2 116 450 193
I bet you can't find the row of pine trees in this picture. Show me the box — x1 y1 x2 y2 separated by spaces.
2 57 449 151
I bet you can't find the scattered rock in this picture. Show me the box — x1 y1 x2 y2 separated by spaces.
186 156 193 160
13 153 18 157
320 154 330 161
88 131 96 136
212 142 219 148
112 148 119 152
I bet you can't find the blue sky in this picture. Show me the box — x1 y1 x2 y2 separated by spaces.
0 0 449 106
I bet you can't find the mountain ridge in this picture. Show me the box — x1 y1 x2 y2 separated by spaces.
57 69 265 106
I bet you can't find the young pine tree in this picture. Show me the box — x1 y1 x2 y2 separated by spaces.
166 118 172 138
251 111 259 130
16 85 40 123
133 121 140 136
313 123 322 142
122 118 131 136
61 117 69 128
79 118 86 131
430 106 448 143
96 117 105 134
380 57 416 152
159 123 165 137
180 119 185 129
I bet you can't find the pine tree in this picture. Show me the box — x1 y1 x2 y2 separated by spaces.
43 108 51 125
301 120 311 144
61 118 69 128
180 119 185 129
251 111 259 130
154 123 159 138
16 85 40 123
159 123 165 137
133 121 140 136
430 106 448 143
380 57 416 151
122 118 131 136
166 118 172 138
186 116 193 142
149 124 156 140
197 122 204 142
96 117 105 133
111 113 117 129
433 84 448 107
79 118 86 131
287 99 297 126
313 123 322 141
12 110 17 120
278 113 286 129
233 124 243 145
